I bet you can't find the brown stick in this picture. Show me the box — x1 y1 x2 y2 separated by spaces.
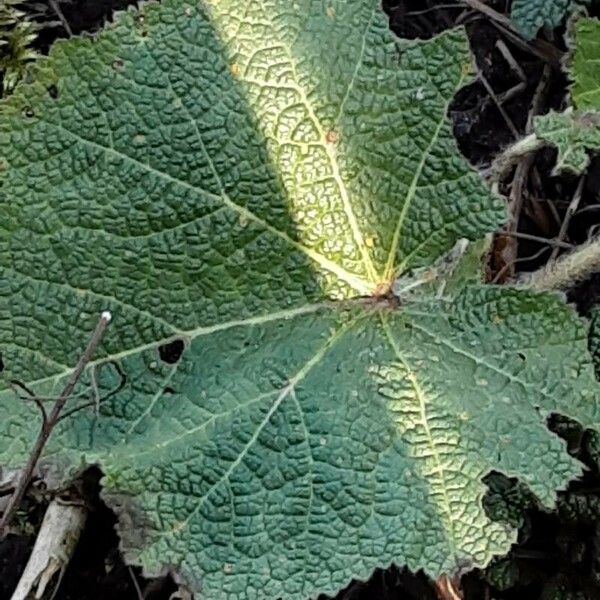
0 311 112 539
550 175 586 262
435 574 463 600
462 0 513 29
462 0 563 66
497 63 552 281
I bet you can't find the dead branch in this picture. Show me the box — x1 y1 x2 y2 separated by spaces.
10 498 87 600
0 311 112 539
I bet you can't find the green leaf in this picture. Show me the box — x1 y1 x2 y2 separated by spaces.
2 287 598 597
535 18 600 173
570 17 600 110
0 1 598 598
510 0 572 40
535 109 600 173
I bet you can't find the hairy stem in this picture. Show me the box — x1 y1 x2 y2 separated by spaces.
519 237 600 291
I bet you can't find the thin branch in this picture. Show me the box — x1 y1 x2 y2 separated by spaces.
550 175 585 261
502 230 574 249
0 311 112 539
477 71 520 139
496 39 526 83
575 203 600 216
57 361 126 422
500 63 552 280
461 0 513 28
405 4 462 17
589 223 600 239
491 246 551 283
48 0 72 37
10 382 48 426
462 0 563 65
128 566 144 600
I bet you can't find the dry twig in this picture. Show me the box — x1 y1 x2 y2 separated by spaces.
128 566 144 600
0 311 112 538
48 0 72 37
502 230 573 249
461 0 562 65
550 175 586 261
10 498 87 600
496 63 552 281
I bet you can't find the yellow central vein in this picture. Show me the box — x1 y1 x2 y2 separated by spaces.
238 1 379 284
381 316 458 558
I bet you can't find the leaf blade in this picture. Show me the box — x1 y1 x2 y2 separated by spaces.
1 1 598 598
534 18 600 174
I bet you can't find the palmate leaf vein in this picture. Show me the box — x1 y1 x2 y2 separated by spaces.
3 303 333 394
7 266 181 335
385 70 468 279
403 309 566 408
144 315 359 544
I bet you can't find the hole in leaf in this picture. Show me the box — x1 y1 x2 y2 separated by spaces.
163 386 175 395
517 352 526 361
548 413 585 457
158 339 184 364
47 85 58 99
22 107 35 118
0 353 4 373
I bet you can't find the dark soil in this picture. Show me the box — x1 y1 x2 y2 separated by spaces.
2 1 600 599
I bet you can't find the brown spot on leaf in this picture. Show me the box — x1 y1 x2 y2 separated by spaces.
326 129 339 144
461 62 472 77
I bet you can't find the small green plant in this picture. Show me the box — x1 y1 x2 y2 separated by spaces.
0 0 41 94
509 0 599 40
0 1 599 598
510 0 573 39
535 17 600 173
